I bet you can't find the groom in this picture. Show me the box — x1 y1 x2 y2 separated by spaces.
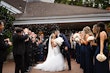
54 28 71 70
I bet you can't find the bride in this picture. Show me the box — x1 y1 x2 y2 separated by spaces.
33 33 66 72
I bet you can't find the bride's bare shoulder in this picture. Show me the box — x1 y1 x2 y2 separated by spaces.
51 39 57 47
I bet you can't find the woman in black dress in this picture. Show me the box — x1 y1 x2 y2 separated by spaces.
94 22 109 73
81 26 94 73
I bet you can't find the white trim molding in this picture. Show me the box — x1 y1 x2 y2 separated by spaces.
13 13 110 25
0 1 22 14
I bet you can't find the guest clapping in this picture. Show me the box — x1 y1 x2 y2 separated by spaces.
0 20 12 73
12 27 29 73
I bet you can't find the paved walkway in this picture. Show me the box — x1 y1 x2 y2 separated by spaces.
3 59 83 73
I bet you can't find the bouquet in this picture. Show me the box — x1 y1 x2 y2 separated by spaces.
87 36 95 42
96 53 107 62
54 37 64 46
74 37 80 42
73 33 81 42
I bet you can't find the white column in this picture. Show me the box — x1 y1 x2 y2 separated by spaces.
98 3 102 9
82 0 86 4
109 0 110 4
88 0 90 2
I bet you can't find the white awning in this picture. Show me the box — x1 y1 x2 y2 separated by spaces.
13 13 110 25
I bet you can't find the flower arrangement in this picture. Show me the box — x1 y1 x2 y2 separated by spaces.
54 37 64 46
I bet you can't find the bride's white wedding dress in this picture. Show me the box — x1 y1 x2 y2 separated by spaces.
33 35 66 72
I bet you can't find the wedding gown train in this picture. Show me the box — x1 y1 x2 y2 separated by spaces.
33 44 66 72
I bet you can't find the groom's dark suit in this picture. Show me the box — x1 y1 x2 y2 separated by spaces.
59 33 71 70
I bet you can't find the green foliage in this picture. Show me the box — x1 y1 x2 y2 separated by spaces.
0 6 15 38
75 1 83 6
0 5 15 54
94 0 109 9
55 0 110 9
108 37 110 52
0 6 15 30
55 0 72 5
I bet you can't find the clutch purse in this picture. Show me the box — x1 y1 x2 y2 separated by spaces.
96 53 107 62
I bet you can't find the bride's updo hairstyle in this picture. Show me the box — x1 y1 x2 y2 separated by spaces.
50 24 59 33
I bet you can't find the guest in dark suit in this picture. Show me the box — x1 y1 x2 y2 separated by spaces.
54 29 71 70
0 20 12 73
12 27 28 73
24 29 33 72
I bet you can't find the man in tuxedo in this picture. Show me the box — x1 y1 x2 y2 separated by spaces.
54 29 71 70
0 20 12 73
12 27 28 73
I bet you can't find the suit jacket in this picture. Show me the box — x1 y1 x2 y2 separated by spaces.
12 33 28 55
0 33 9 62
59 33 70 51
25 38 33 53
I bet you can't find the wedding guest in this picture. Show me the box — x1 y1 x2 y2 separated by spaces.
24 28 33 72
91 24 98 59
0 20 12 73
73 31 81 63
80 31 86 69
94 22 109 73
81 26 94 73
12 27 28 73
31 33 38 64
37 32 45 61
70 33 75 59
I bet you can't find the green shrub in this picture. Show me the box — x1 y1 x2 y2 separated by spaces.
0 6 15 54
